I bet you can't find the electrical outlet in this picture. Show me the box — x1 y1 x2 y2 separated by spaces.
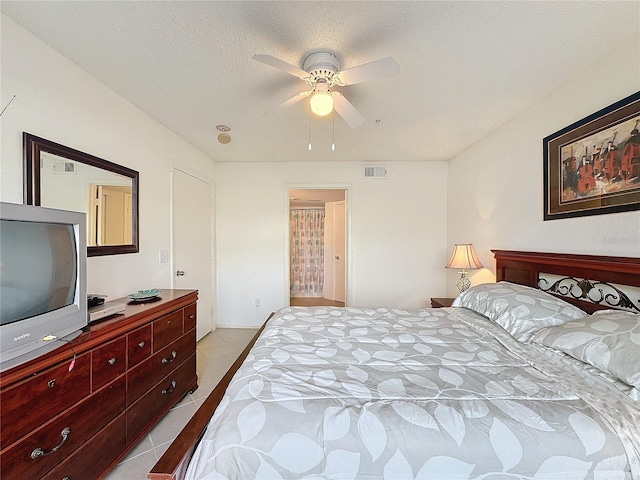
255 298 261 309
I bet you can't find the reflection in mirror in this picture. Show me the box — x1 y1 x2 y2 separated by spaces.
41 152 134 247
24 133 139 256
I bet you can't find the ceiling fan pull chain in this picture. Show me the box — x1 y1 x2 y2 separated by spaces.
332 115 336 151
308 106 312 151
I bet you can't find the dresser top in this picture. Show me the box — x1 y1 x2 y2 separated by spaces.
90 289 197 332
1 289 197 386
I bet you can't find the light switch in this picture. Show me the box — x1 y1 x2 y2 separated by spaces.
159 249 169 264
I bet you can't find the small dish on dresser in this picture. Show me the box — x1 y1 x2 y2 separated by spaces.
128 289 161 302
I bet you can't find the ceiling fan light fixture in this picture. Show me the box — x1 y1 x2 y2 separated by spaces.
309 83 333 116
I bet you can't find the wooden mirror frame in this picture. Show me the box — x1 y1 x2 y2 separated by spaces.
23 132 139 257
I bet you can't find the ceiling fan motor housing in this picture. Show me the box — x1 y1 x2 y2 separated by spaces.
303 52 341 84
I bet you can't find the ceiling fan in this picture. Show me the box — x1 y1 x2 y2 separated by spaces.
253 52 400 128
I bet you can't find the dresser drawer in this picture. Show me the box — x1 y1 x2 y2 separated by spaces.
1 377 125 480
184 303 197 332
127 323 152 368
0 353 90 450
44 414 126 480
153 310 183 351
126 353 196 443
127 329 196 403
92 336 126 391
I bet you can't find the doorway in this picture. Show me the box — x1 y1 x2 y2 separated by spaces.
288 188 347 307
88 184 133 246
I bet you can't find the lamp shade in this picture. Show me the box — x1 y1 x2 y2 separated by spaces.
445 244 483 270
310 83 333 116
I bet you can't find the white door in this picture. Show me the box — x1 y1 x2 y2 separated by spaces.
319 199 346 303
334 202 346 302
323 204 335 300
173 168 215 340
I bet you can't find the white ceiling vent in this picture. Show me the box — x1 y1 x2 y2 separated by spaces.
52 161 76 174
363 165 387 179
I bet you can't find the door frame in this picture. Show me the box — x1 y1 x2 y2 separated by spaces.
171 164 216 335
284 184 351 306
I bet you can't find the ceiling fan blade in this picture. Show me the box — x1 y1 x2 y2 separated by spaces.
332 92 365 128
264 90 312 116
336 57 400 86
253 54 309 79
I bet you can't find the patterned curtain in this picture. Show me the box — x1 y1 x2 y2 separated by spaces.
290 209 325 297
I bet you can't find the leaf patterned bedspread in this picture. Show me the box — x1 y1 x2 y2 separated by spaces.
186 307 640 479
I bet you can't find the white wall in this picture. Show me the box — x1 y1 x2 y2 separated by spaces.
216 161 448 327
447 47 640 296
1 15 216 299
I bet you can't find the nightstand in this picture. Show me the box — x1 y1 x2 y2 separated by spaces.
431 297 455 308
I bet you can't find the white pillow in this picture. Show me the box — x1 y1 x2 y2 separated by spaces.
531 310 640 389
452 281 585 342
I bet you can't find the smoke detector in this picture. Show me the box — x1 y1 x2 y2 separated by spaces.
216 125 231 144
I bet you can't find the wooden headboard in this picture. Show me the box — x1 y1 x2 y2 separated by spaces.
493 250 640 314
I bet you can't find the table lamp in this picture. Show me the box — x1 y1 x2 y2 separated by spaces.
445 244 483 293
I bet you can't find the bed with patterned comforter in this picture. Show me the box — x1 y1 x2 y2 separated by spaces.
185 302 640 479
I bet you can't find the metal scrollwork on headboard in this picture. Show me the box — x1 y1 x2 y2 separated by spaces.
539 276 640 313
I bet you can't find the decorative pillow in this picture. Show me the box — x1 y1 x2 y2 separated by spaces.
452 281 585 342
531 310 640 389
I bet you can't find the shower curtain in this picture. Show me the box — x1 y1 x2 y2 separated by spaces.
290 208 325 297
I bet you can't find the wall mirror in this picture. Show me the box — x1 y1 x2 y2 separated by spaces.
24 132 139 256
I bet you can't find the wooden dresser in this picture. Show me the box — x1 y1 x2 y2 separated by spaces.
0 289 198 480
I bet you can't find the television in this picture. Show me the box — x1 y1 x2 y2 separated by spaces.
0 202 87 372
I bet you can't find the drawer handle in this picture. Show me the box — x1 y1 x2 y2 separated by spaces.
162 380 177 395
138 341 145 348
108 357 117 365
30 427 71 459
48 379 56 388
161 351 177 364
188 314 195 319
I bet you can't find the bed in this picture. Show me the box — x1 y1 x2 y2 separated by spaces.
149 250 640 480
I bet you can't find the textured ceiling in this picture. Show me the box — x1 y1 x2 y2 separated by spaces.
2 1 638 163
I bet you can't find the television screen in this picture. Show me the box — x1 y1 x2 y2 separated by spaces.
0 219 78 326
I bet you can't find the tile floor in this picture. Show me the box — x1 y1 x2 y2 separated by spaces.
104 327 258 480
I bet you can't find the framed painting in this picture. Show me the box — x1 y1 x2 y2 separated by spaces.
543 91 640 220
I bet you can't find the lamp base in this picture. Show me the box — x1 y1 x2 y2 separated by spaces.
456 270 471 293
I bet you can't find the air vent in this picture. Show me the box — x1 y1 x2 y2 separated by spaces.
363 165 387 179
52 161 76 174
